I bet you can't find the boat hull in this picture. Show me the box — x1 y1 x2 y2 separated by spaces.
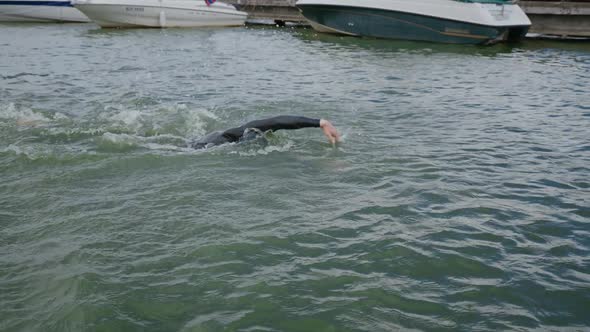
73 0 247 28
296 1 530 44
0 1 90 22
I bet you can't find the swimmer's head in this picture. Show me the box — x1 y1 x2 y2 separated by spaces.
240 127 264 142
190 130 225 149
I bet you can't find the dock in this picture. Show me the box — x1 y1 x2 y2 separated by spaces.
225 0 590 39
520 0 590 37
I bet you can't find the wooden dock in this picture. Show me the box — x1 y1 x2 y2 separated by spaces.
225 0 590 38
521 0 590 37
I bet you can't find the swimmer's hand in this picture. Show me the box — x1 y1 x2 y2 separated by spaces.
320 119 341 145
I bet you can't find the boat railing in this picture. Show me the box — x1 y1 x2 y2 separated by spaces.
454 0 517 4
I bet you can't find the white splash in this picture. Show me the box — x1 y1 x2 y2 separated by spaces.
234 140 295 156
143 143 194 152
110 109 144 132
0 103 52 126
183 107 219 137
100 104 219 139
100 132 138 143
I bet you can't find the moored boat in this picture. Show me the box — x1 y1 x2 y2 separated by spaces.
72 0 247 28
295 0 532 44
0 0 90 22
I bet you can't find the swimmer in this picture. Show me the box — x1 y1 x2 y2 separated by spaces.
190 115 340 149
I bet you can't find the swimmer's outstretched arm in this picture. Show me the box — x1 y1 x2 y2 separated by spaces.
222 116 341 144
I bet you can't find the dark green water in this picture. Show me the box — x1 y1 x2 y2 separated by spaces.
1 23 589 331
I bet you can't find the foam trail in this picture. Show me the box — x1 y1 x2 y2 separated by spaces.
98 105 220 138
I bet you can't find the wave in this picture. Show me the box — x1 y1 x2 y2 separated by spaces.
1 72 49 80
231 140 295 157
96 104 220 138
0 103 55 126
96 132 191 153
1 102 231 156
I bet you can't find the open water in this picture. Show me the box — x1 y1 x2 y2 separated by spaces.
1 23 589 332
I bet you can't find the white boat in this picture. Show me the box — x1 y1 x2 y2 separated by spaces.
0 0 90 22
72 0 247 28
295 0 531 44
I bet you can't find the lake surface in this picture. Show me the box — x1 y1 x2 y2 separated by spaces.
1 23 589 332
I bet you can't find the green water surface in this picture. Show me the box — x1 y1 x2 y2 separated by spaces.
1 24 589 331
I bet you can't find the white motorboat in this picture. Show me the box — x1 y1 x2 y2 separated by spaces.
296 0 531 44
72 0 247 28
0 0 90 22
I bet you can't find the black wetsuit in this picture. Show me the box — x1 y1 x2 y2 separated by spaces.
190 115 321 149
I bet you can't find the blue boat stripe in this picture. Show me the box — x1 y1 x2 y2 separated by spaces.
0 1 73 7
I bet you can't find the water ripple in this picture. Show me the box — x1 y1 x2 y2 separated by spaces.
1 25 590 331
